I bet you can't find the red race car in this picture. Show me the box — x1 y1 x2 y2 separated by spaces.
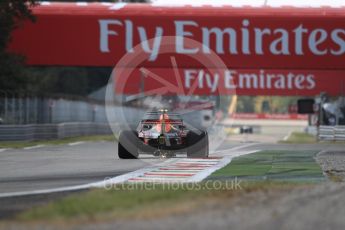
118 109 209 159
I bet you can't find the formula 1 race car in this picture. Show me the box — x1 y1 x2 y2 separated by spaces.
118 109 209 159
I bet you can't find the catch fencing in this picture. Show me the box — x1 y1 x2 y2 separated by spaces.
0 95 107 124
0 93 214 140
0 123 113 141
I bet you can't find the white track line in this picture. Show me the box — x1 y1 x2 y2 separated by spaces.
0 163 162 198
0 184 93 198
283 131 293 141
213 143 259 157
68 141 85 146
0 148 9 153
23 145 45 150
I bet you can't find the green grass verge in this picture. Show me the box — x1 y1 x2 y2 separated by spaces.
209 150 324 182
279 132 316 144
12 150 324 222
17 181 302 222
18 186 203 221
0 135 116 149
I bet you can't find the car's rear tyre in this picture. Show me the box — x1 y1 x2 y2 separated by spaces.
118 130 139 159
187 130 209 158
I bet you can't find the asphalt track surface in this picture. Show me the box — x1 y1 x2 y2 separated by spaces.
0 141 155 194
0 140 242 219
1 138 344 195
0 140 247 194
0 118 315 195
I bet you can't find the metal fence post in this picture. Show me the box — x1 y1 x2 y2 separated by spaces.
19 96 22 124
26 96 29 124
0 90 7 123
34 97 38 123
11 91 16 124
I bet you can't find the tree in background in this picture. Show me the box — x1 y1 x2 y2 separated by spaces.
26 67 112 97
0 0 145 96
253 96 299 114
0 0 37 91
236 96 255 113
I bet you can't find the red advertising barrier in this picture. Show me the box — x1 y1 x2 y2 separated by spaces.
8 3 345 70
7 3 345 96
230 113 308 120
114 68 345 96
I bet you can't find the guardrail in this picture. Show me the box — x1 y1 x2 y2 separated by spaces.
318 126 345 142
0 123 112 141
334 126 345 141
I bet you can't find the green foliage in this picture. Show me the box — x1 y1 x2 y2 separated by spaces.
25 67 111 96
254 96 299 113
0 0 37 90
0 0 36 50
0 52 29 90
236 96 300 113
236 96 255 113
0 1 110 95
26 67 89 95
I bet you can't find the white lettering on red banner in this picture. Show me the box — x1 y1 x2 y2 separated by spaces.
99 19 345 61
116 68 345 96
